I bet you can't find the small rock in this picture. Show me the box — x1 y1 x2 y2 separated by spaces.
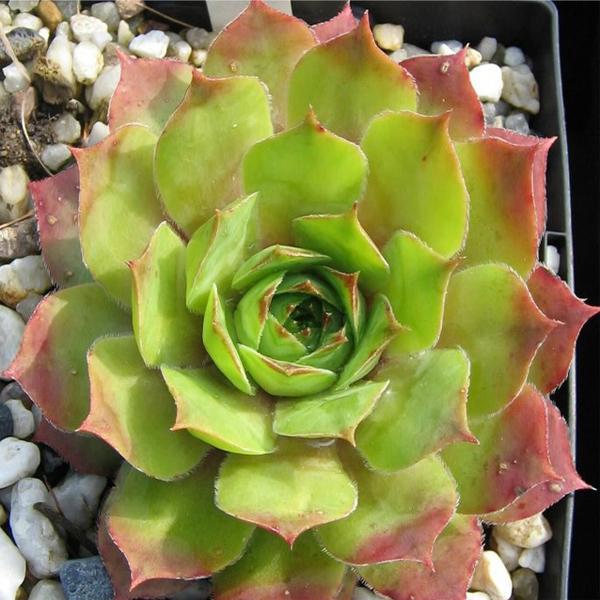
72 40 104 84
115 0 144 19
352 588 380 600
431 39 462 54
30 579 67 600
518 545 545 573
389 48 407 62
38 25 50 44
544 244 560 274
0 255 52 306
53 111 81 143
172 39 192 62
492 115 505 128
469 63 503 102
482 102 496 125
36 0 63 31
0 27 45 67
16 291 43 320
490 528 520 571
504 46 526 67
129 29 169 58
59 556 114 600
85 63 120 110
84 121 110 146
53 471 107 529
0 381 30 405
493 99 511 116
494 514 552 549
90 29 112 51
0 403 13 441
2 63 31 94
465 47 482 68
403 43 430 58
501 65 540 114
117 19 133 46
165 30 183 46
9 0 40 11
505 112 530 135
41 143 72 171
12 11 44 30
70 14 108 43
4 399 34 439
10 477 68 578
37 34 77 103
477 36 498 62
0 438 40 487
471 550 512 600
467 594 492 600
184 26 212 50
54 20 71 38
0 306 25 376
373 23 404 51
511 568 539 600
55 0 79 19
0 217 39 262
91 2 120 32
191 48 207 68
0 4 12 26
0 527 26 600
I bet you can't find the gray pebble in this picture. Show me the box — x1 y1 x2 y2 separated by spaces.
511 568 539 600
0 217 39 262
4 399 34 438
505 112 530 135
0 381 30 405
431 39 462 54
504 46 526 67
53 112 82 144
477 36 497 61
0 438 40 488
90 1 120 32
59 556 114 600
16 292 43 321
55 0 80 19
482 102 496 125
493 99 511 116
53 471 107 529
0 306 25 377
9 0 40 11
0 27 45 68
41 143 72 171
0 403 13 441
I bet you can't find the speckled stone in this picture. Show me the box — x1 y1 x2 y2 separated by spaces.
59 556 114 600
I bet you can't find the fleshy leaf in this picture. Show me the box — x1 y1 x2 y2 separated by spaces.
273 380 388 444
130 222 204 368
162 365 276 456
259 314 308 362
293 206 389 294
383 231 458 353
204 285 255 395
288 14 417 141
155 72 273 236
109 51 193 134
359 111 468 256
356 349 475 472
277 272 341 309
317 451 457 566
483 397 591 523
216 438 357 544
74 125 163 306
402 49 485 141
80 336 207 480
105 455 254 588
456 137 538 277
29 166 91 287
359 515 483 600
243 113 368 246
238 345 337 397
203 0 315 130
297 324 352 372
442 385 559 514
438 264 556 417
186 193 258 314
213 529 347 600
5 283 131 431
312 3 357 43
528 265 600 393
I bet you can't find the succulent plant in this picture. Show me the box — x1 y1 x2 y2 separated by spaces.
5 2 598 599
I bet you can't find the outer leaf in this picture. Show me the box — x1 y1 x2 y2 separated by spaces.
442 385 559 514
359 111 469 257
80 336 207 480
162 365 276 456
213 529 347 600
203 0 315 130
130 222 204 368
74 125 163 306
105 455 254 588
5 283 130 431
359 515 483 600
383 231 458 354
29 166 91 287
356 349 475 472
216 438 357 544
243 113 368 246
288 14 417 141
312 3 357 43
528 265 600 393
293 206 389 294
402 49 485 141
317 451 457 566
456 137 538 277
155 72 273 236
109 51 193 134
483 397 591 523
438 264 556 417
273 380 388 444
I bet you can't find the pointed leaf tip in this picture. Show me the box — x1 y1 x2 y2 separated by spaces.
312 3 358 44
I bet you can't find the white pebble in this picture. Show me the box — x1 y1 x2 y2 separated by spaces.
129 29 169 59
8 0 39 11
389 48 407 62
53 112 81 144
54 21 71 39
72 40 104 84
0 164 29 210
0 4 12 26
117 19 133 46
373 23 404 51
403 43 430 58
91 29 112 51
0 527 26 600
38 26 50 45
4 400 34 439
85 121 110 146
0 438 40 488
85 63 120 110
469 63 504 102
172 40 192 62
491 529 520 571
16 292 43 321
467 594 492 600
544 245 560 274
431 39 462 54
0 255 52 306
504 46 526 67
465 47 482 69
352 588 380 600
91 1 120 32
29 580 67 600
518 545 545 573
191 48 207 68
12 12 43 30
471 551 513 600
10 477 68 578
2 63 31 94
70 14 108 43
53 471 107 529
0 307 25 377
501 65 540 114
477 36 498 62
41 143 72 171
46 35 76 88
494 514 552 549
185 27 213 50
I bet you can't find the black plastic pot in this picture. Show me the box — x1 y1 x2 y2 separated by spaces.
149 1 574 597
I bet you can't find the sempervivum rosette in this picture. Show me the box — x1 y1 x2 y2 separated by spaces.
5 3 597 599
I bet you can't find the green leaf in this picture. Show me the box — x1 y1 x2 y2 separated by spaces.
74 125 163 306
155 72 273 236
80 336 208 480
203 285 255 395
277 272 341 309
359 111 468 257
162 366 276 456
130 222 204 368
216 438 357 544
242 112 368 246
104 455 254 588
238 345 337 397
355 349 475 471
288 15 417 141
259 314 308 362
274 380 388 444
382 231 458 354
293 206 389 294
186 193 258 314
297 324 352 372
